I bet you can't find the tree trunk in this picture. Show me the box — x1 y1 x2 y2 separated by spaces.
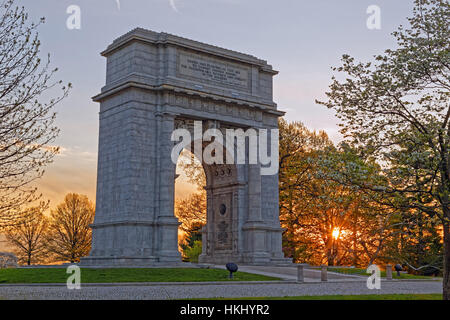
326 234 334 266
443 222 450 300
352 218 358 267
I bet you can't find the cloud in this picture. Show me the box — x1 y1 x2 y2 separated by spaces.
169 0 179 12
30 144 98 208
56 146 97 162
166 0 241 13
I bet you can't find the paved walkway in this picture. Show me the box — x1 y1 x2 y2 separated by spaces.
212 265 366 282
0 265 442 299
0 280 442 300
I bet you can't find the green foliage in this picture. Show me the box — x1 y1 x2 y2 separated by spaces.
317 0 450 225
383 211 443 276
184 240 202 263
316 0 449 297
180 222 203 262
279 120 393 267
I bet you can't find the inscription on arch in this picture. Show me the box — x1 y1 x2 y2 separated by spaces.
178 50 251 91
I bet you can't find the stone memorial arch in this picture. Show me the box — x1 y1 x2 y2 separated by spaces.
82 29 290 266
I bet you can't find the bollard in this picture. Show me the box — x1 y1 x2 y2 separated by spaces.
386 264 393 280
321 265 328 282
297 264 305 283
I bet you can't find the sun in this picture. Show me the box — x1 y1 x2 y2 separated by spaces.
332 228 340 240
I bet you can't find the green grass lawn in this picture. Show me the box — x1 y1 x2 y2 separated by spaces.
210 294 443 300
0 268 279 284
327 267 435 280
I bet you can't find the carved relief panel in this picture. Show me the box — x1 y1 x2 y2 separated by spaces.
213 192 233 251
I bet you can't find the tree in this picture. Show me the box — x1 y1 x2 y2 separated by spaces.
177 149 206 191
175 192 206 261
45 193 94 263
317 0 450 298
278 119 333 262
384 209 443 275
5 204 48 265
279 120 400 267
175 192 206 233
179 222 204 262
313 145 399 267
0 0 70 228
175 148 207 260
183 240 202 263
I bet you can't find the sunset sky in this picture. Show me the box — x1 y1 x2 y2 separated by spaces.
17 0 414 208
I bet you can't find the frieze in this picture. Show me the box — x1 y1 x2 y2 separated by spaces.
168 93 262 122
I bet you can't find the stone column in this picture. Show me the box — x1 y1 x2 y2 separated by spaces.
242 157 270 263
156 112 181 262
321 265 328 281
81 97 160 266
386 264 393 280
297 264 306 283
198 187 214 263
247 163 262 222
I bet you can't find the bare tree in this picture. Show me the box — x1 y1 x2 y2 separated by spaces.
5 204 48 265
177 149 206 191
0 0 70 228
45 194 94 263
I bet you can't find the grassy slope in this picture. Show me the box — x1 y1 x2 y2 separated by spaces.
0 268 279 284
327 267 435 280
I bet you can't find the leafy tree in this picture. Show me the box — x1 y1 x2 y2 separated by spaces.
278 119 332 262
314 145 400 266
184 240 202 263
0 0 70 228
384 210 443 276
279 120 396 267
180 222 203 262
175 149 207 261
5 204 48 265
175 192 206 233
45 193 94 263
175 193 206 261
317 0 450 298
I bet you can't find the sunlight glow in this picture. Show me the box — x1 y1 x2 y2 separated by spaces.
332 228 340 240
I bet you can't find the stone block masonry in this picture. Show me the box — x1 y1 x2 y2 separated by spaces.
81 28 291 266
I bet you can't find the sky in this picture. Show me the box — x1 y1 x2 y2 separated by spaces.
15 0 415 208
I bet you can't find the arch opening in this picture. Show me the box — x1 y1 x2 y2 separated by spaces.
175 148 206 262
